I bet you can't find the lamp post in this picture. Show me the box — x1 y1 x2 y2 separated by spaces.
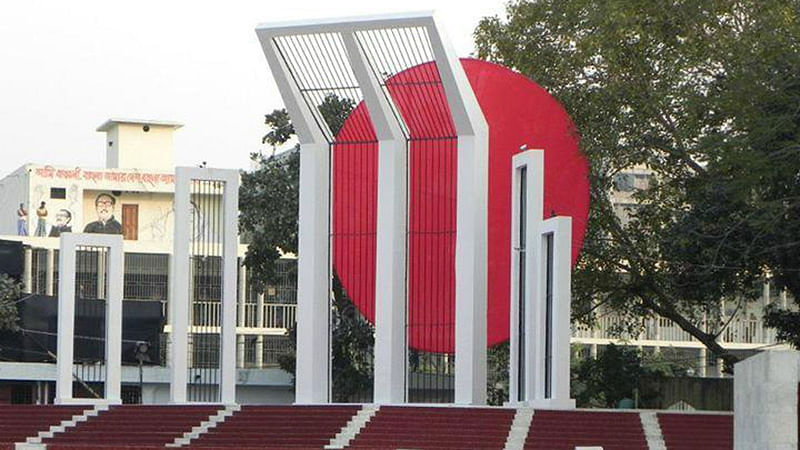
133 341 151 404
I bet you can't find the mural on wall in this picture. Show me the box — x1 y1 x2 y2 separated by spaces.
28 182 80 238
20 167 225 243
145 207 172 242
48 209 72 237
83 193 122 235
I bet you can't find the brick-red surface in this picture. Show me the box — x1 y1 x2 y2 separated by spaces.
190 405 359 449
0 405 87 446
657 412 733 450
525 410 648 450
43 404 220 448
348 406 515 450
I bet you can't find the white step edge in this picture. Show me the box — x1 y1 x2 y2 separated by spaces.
325 404 381 449
503 406 534 450
639 411 667 450
16 404 110 450
166 403 241 448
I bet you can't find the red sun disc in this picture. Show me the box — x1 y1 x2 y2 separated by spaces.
331 59 589 352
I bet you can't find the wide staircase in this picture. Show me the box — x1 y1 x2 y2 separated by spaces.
525 410 648 450
0 404 87 450
347 406 515 449
658 412 734 450
189 405 359 448
0 404 738 449
44 404 220 449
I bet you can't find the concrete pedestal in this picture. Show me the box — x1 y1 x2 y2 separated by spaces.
734 350 799 450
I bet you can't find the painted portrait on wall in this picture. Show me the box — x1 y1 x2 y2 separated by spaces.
48 209 73 237
83 193 122 234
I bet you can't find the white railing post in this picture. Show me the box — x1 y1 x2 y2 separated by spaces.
46 248 55 296
23 247 32 293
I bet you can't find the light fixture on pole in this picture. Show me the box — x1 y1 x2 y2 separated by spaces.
133 341 151 403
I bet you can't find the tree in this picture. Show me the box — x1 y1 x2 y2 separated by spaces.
475 0 800 367
487 342 509 406
242 94 355 288
0 274 20 332
571 344 690 408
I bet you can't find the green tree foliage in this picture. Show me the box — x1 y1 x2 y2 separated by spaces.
275 275 375 402
571 344 690 408
487 342 510 406
330 274 374 402
239 146 299 289
0 274 20 332
475 0 800 365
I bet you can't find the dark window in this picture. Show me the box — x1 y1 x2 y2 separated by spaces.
50 187 66 199
124 253 169 301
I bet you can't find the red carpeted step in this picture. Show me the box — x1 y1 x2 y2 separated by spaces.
190 405 360 449
0 405 88 446
525 410 648 450
42 404 221 448
348 406 516 450
657 412 733 450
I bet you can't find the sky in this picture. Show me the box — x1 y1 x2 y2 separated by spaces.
0 0 507 174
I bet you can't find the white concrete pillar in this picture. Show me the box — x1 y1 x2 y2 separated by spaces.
256 30 332 404
509 151 543 404
219 172 239 404
653 317 661 354
535 216 574 407
509 150 574 409
96 250 106 300
170 173 191 404
45 249 55 296
294 142 332 404
427 18 490 405
171 168 239 404
343 32 408 404
734 351 800 449
56 233 123 405
256 293 265 368
237 260 247 367
698 348 707 378
23 247 32 293
453 131 489 406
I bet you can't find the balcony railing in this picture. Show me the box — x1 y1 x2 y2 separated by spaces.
572 312 777 346
193 301 297 330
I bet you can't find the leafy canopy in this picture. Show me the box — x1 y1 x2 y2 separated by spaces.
475 0 800 363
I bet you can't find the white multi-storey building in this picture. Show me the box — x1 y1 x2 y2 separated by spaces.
0 119 294 404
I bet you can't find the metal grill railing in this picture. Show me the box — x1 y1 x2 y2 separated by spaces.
124 253 169 301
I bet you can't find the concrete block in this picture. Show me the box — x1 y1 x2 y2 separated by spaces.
734 350 800 450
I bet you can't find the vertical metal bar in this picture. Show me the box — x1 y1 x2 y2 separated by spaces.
518 167 527 402
544 233 553 399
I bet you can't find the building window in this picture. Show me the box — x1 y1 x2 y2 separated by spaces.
124 253 169 301
50 187 66 199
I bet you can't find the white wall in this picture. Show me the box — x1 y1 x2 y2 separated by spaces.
734 350 799 450
111 123 175 171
